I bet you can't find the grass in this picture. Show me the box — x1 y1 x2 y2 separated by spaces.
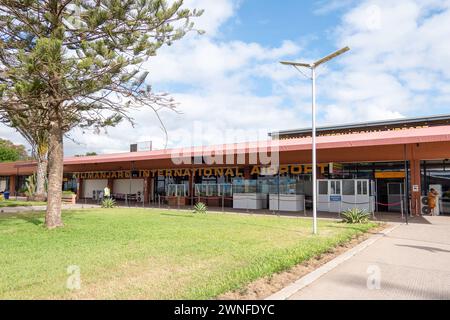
0 208 377 300
0 199 47 208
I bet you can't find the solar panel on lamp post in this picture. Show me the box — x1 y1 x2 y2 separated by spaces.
280 46 350 235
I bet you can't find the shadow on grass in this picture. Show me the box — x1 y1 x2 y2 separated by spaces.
16 215 43 226
160 213 196 219
154 211 313 234
324 223 376 233
0 209 85 227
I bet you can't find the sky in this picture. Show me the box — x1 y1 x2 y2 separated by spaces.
2 0 450 156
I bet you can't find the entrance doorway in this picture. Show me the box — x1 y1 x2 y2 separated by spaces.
376 179 405 213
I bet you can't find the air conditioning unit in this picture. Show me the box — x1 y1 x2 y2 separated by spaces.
420 196 441 216
420 196 429 215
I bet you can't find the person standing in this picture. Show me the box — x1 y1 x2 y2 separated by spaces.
104 186 111 199
427 188 439 216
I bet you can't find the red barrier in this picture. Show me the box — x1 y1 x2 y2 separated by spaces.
376 201 403 207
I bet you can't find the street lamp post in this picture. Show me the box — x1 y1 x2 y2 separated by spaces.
280 46 350 235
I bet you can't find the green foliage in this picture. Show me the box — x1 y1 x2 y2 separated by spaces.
193 202 207 214
0 200 46 207
0 139 29 162
101 197 116 209
0 0 203 226
62 190 75 196
25 174 37 198
341 208 371 224
0 0 204 133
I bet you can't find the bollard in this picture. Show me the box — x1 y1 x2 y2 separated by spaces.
304 197 306 217
416 198 419 217
222 193 225 213
246 196 249 213
272 195 276 215
400 198 404 219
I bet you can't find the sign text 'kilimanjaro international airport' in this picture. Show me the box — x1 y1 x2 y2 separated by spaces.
72 164 331 179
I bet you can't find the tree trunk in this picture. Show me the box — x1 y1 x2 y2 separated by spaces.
45 124 64 229
34 153 48 201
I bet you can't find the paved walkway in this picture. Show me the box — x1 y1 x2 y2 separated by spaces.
283 216 450 300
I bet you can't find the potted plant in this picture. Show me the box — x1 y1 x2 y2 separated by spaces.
62 190 77 204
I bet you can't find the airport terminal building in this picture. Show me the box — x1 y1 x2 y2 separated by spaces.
1 114 450 216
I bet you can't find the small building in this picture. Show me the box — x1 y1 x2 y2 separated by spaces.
1 114 450 216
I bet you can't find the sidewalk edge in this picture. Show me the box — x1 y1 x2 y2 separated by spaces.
265 224 400 300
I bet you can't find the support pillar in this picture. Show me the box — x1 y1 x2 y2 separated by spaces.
410 159 422 216
9 175 16 195
76 178 83 200
107 178 114 193
189 173 194 205
407 143 422 216
243 167 251 179
143 177 151 204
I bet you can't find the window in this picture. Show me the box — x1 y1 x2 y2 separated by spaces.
357 181 368 195
330 181 341 195
319 181 328 195
343 180 355 195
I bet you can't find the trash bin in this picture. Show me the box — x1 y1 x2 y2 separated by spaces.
4 191 10 200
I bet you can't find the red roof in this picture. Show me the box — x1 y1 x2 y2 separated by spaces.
63 125 450 165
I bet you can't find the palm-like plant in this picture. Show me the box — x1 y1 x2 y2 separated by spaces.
102 198 116 209
24 173 37 198
193 202 207 214
341 208 370 224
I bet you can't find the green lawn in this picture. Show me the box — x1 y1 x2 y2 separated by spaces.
0 199 47 208
0 208 376 299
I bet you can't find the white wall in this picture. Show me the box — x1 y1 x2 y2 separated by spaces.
0 179 7 192
83 179 108 198
113 179 144 195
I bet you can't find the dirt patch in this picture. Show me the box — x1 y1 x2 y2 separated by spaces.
217 223 388 300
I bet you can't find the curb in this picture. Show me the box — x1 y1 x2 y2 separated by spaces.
265 224 400 300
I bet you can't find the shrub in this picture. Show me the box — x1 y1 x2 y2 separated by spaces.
102 198 116 209
341 208 370 224
25 174 37 198
193 202 207 214
62 190 75 196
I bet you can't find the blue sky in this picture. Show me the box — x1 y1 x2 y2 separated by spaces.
220 0 342 48
1 0 450 155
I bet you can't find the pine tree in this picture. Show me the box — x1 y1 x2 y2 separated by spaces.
0 0 202 228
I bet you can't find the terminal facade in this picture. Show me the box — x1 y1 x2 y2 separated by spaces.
1 114 450 216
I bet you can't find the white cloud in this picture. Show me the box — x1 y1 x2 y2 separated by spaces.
314 0 357 15
313 0 450 124
3 0 450 156
183 0 236 36
145 38 301 89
